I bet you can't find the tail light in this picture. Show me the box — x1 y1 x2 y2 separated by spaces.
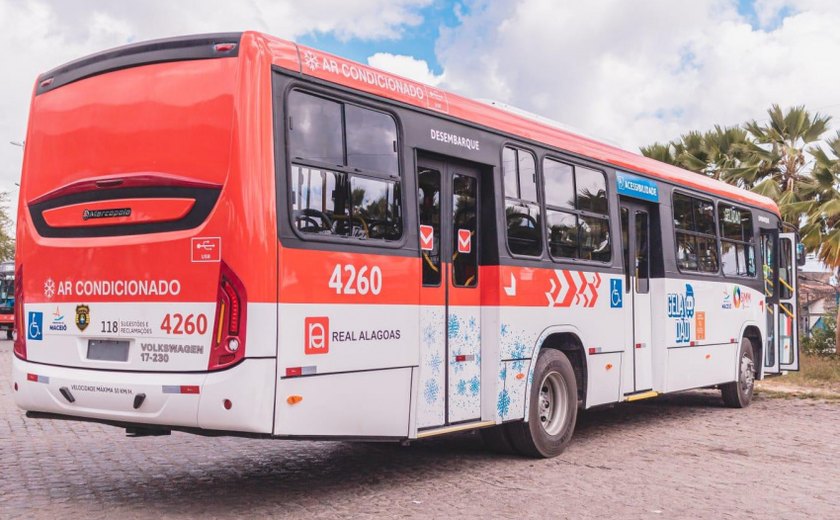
12 265 25 360
208 262 247 370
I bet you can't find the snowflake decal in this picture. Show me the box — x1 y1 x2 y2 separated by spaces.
499 365 507 381
303 51 320 71
500 324 509 336
424 379 439 404
43 278 55 299
428 352 442 374
422 324 437 347
456 379 467 395
447 315 460 339
469 376 480 396
468 316 477 329
497 389 511 418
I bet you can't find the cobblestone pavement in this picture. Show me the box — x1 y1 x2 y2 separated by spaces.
2 341 839 520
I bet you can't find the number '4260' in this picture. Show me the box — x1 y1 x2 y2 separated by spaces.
328 264 383 295
160 313 208 335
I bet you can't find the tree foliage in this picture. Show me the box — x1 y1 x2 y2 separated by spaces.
0 192 14 261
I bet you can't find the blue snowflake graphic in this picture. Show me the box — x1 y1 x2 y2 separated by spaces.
497 389 511 418
422 324 436 347
469 316 477 329
501 323 510 336
469 376 480 396
448 315 460 339
428 352 442 374
511 341 527 359
499 365 507 381
456 379 467 395
512 358 525 373
424 379 439 404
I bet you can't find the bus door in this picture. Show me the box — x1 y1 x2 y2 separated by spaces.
778 233 800 371
417 156 482 428
620 200 653 392
760 229 780 374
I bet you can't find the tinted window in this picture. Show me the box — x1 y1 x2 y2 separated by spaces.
694 199 716 235
453 174 477 287
543 158 574 209
518 151 538 202
503 147 518 198
506 201 543 256
293 166 349 235
580 215 611 262
718 204 755 277
289 91 343 165
346 105 398 174
504 146 542 256
673 192 719 273
547 211 578 259
576 166 608 215
418 168 441 286
673 193 693 230
350 176 401 240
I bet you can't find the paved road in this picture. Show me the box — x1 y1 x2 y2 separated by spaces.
2 341 839 519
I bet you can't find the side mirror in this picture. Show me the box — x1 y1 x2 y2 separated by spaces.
796 243 807 267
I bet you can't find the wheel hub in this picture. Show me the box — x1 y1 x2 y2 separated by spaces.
537 371 568 436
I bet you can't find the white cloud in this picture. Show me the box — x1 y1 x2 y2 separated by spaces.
367 52 443 85
0 0 431 218
434 0 840 151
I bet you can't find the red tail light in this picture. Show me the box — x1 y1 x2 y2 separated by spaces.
12 265 25 360
208 262 247 371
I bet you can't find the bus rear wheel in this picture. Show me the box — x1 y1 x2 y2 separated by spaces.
506 349 578 458
721 338 755 408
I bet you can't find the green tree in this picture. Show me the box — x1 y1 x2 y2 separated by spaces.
641 126 756 182
0 192 14 261
799 131 840 353
739 104 831 226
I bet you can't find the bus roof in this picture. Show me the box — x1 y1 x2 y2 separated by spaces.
254 31 780 217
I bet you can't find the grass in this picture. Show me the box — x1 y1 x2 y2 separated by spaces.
757 354 840 400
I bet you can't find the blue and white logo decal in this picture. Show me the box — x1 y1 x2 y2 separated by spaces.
610 279 623 308
27 311 43 341
616 171 659 202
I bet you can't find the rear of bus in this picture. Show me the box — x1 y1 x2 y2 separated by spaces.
11 33 278 435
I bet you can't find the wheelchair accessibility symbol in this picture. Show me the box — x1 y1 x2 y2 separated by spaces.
610 279 623 308
27 311 43 341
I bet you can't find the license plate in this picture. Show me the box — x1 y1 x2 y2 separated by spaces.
87 339 130 362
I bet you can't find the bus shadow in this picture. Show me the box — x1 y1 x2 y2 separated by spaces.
61 390 732 515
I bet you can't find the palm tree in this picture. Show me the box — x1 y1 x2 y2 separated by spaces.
738 105 831 226
799 131 840 352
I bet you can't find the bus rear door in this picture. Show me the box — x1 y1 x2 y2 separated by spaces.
620 199 653 392
416 156 482 428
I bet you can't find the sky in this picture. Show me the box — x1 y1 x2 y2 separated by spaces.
2 0 840 220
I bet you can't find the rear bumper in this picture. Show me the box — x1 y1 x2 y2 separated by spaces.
11 355 275 434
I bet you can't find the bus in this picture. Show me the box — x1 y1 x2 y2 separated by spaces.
0 261 14 339
11 32 801 457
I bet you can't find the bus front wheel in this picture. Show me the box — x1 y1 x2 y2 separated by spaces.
507 349 578 458
721 338 755 408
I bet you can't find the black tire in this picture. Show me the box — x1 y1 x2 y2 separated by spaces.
721 338 755 408
506 349 578 458
480 424 516 454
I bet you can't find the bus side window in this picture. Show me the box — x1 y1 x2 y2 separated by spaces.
453 174 477 287
287 90 403 242
673 192 719 273
503 146 542 257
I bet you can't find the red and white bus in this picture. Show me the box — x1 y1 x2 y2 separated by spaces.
11 32 800 457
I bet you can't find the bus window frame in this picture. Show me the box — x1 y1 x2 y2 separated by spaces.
280 82 408 250
671 189 722 276
501 143 544 260
541 153 612 266
717 201 758 279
